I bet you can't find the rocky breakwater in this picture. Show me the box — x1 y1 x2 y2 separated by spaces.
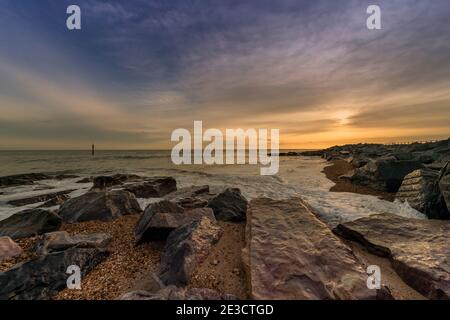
301 138 450 219
334 214 450 299
242 197 383 300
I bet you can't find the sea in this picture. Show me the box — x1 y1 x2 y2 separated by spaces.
0 150 426 225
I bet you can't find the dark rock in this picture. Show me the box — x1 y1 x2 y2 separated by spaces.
159 217 222 286
350 158 424 192
58 190 141 223
334 213 450 300
396 169 441 218
35 231 112 255
0 236 23 261
118 286 237 300
0 209 62 240
7 190 75 207
0 247 109 300
124 177 177 198
243 198 378 300
438 162 450 215
135 200 184 244
37 194 70 208
92 174 143 189
207 188 248 221
135 200 215 243
164 185 212 209
0 173 50 188
299 150 325 157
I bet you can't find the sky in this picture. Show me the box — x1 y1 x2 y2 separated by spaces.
0 0 450 150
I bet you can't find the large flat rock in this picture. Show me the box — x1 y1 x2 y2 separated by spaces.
243 198 377 300
334 213 450 299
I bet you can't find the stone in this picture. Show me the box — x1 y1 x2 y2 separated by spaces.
35 231 112 255
0 209 62 240
7 190 74 207
334 213 450 300
207 188 248 221
58 190 141 223
0 173 50 187
396 169 441 218
159 217 222 286
0 247 109 300
92 174 143 189
0 237 23 261
243 198 378 300
134 200 183 244
438 162 450 214
124 177 177 198
135 200 215 243
117 286 237 300
37 194 70 208
164 185 211 209
350 158 424 192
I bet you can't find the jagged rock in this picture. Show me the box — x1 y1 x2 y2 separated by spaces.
0 237 23 261
334 213 450 300
35 231 112 255
159 217 222 286
58 190 141 223
37 194 70 208
124 177 177 198
117 286 237 300
207 188 248 221
135 200 215 243
350 158 424 192
243 198 379 300
135 200 183 244
164 185 212 209
438 162 450 215
0 173 51 187
0 209 62 240
92 174 143 189
7 190 74 207
0 247 109 300
396 169 440 218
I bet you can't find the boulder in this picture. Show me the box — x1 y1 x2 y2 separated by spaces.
58 190 141 223
207 188 248 222
438 162 450 215
0 237 23 261
124 177 177 198
0 247 109 300
37 194 70 208
0 209 62 240
350 158 424 192
135 200 215 243
164 185 211 209
243 198 378 300
0 173 50 187
396 169 441 218
159 217 222 286
35 231 112 255
334 213 450 299
7 190 74 207
118 286 237 300
92 174 143 189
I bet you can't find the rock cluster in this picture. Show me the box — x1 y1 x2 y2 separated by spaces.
301 138 450 219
